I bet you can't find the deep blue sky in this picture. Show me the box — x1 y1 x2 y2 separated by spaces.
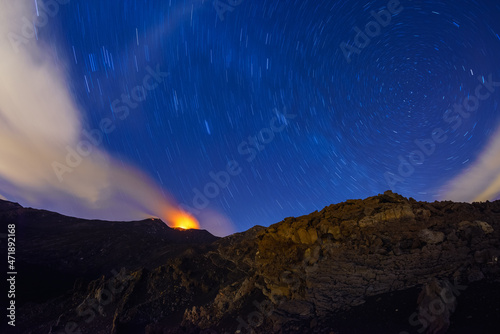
36 0 500 232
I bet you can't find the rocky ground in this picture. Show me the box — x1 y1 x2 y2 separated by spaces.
1 191 499 333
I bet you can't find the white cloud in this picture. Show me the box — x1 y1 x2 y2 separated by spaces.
441 125 500 202
0 1 173 221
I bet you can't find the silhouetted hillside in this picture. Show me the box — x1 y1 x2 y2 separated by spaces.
0 199 217 306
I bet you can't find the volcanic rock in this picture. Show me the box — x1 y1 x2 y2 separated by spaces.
2 191 500 334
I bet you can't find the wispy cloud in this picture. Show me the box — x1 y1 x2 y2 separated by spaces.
441 125 500 202
0 1 175 222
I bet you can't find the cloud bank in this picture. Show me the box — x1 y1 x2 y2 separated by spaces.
441 124 500 202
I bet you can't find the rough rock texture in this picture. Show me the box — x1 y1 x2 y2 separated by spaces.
3 191 500 333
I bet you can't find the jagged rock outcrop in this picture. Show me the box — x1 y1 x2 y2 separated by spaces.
177 191 500 333
5 191 500 333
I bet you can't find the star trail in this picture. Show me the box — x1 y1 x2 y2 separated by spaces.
1 0 500 235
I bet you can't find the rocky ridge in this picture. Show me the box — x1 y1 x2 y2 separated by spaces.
4 191 500 333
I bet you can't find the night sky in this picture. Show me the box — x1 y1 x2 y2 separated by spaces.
2 0 500 234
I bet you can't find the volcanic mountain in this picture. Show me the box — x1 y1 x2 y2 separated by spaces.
1 191 500 333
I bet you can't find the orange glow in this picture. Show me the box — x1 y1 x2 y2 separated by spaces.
167 210 200 230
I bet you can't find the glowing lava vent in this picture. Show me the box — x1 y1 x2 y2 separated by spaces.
167 210 200 230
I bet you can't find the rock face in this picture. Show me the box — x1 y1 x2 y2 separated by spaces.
2 191 500 334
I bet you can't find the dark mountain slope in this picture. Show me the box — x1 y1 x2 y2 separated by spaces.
0 199 218 305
